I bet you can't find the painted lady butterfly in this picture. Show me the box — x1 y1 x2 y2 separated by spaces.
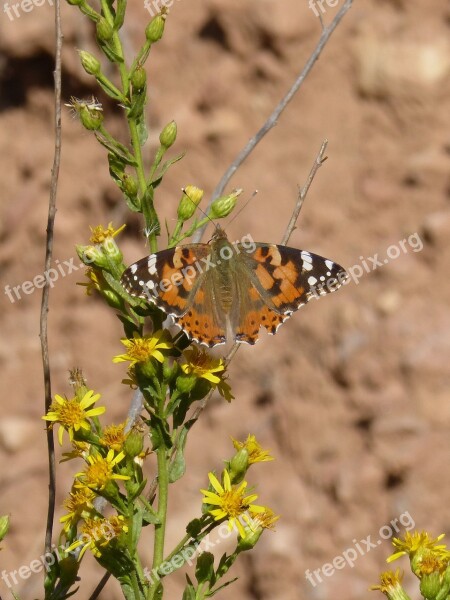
121 226 348 347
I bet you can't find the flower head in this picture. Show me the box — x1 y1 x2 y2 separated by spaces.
370 569 409 600
66 515 128 559
200 469 264 538
388 532 449 564
181 347 234 401
232 434 274 465
60 488 96 532
75 449 130 491
89 222 125 245
99 422 128 452
42 390 105 446
113 330 173 367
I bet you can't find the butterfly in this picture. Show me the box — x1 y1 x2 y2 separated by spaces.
120 226 348 347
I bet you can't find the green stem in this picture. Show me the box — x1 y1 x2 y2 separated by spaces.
147 444 169 599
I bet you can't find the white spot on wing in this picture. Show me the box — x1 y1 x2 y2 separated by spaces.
147 254 158 275
308 276 318 285
325 259 334 271
130 264 138 274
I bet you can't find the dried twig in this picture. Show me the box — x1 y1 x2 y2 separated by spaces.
193 0 353 242
282 139 328 246
40 0 62 557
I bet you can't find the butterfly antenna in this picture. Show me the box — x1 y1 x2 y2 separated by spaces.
225 190 258 228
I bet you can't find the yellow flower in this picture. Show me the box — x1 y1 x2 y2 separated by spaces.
388 532 449 563
181 347 234 401
370 569 406 599
77 267 104 296
60 488 96 532
42 390 105 445
99 422 128 452
89 222 126 245
61 441 91 463
113 330 173 366
75 449 130 491
66 515 128 559
200 469 265 538
247 507 279 532
231 434 274 464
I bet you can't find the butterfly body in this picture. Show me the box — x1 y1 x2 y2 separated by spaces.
121 226 348 347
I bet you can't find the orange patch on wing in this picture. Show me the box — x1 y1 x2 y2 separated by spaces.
235 306 288 344
255 264 275 291
177 309 225 346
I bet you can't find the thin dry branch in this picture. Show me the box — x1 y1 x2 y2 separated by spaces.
193 0 353 242
40 0 62 557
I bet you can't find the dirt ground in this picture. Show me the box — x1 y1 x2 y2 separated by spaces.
1 0 450 598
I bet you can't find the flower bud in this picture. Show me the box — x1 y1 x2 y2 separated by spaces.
177 185 203 221
124 432 144 458
209 189 242 220
79 104 104 131
237 525 263 551
0 515 9 541
159 120 177 148
131 66 147 92
420 572 441 600
229 448 249 484
145 14 166 43
176 374 197 394
122 174 138 197
96 17 114 42
79 50 101 76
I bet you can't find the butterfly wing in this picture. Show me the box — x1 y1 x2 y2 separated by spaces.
121 244 227 346
231 243 348 344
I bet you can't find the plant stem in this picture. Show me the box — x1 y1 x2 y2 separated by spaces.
147 444 169 599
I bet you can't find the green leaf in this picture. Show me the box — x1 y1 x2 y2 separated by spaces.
137 117 149 146
207 578 238 597
186 518 203 538
129 505 144 556
128 87 147 120
168 419 195 483
98 40 124 64
195 552 215 585
182 581 196 600
95 133 137 166
149 413 172 450
151 152 186 188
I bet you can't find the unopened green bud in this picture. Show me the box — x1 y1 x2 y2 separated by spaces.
229 448 249 484
0 515 9 541
237 526 263 551
420 572 441 600
102 237 123 265
145 14 166 43
131 66 147 92
79 104 104 131
176 374 197 394
159 120 177 148
122 174 138 197
77 244 111 269
79 50 101 76
177 185 203 221
96 17 114 42
209 189 242 219
124 432 144 458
